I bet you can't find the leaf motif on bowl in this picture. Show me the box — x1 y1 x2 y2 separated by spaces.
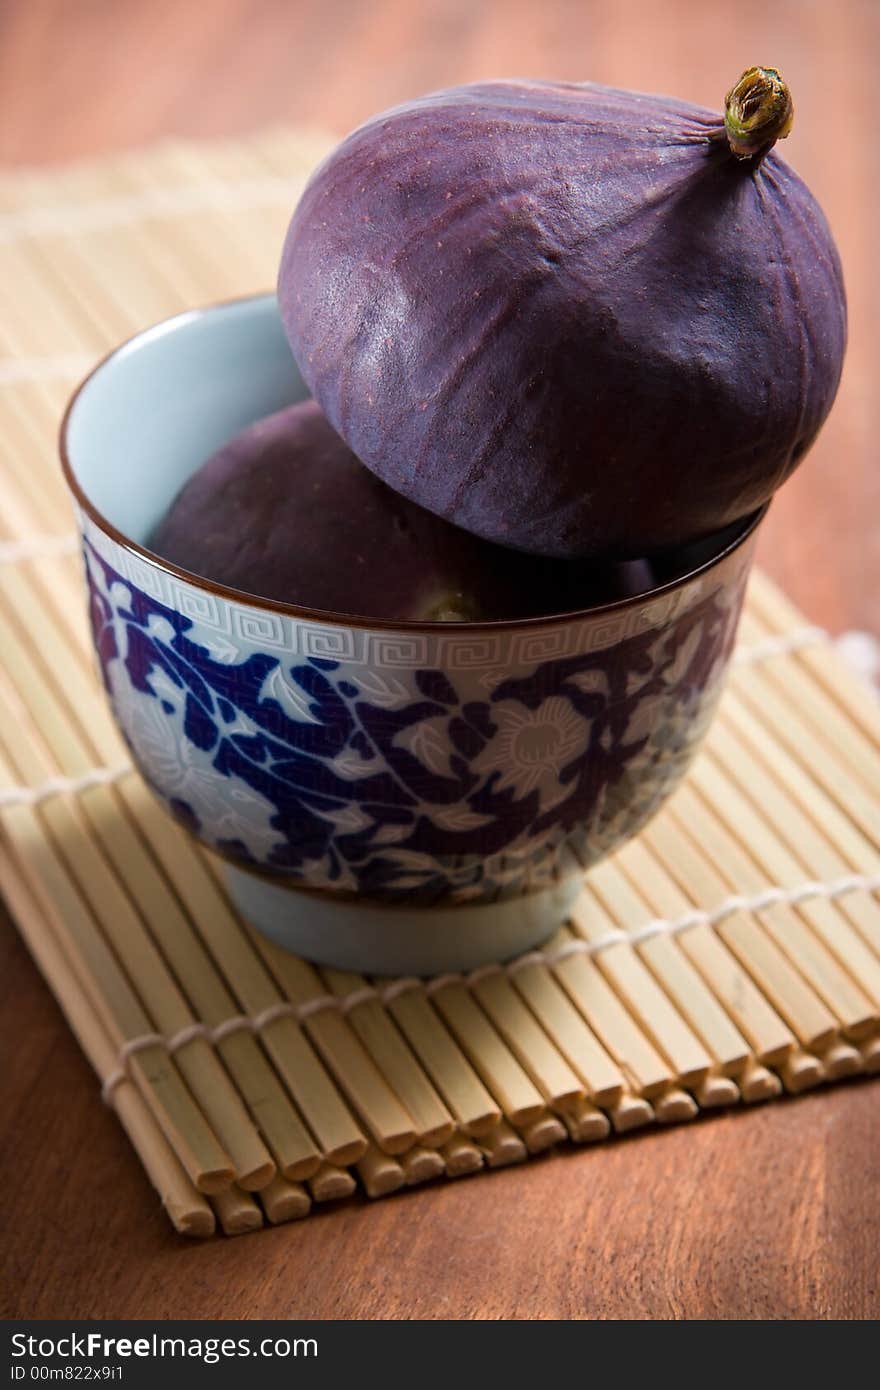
476 668 510 692
329 746 388 781
380 848 444 874
145 612 177 646
351 670 412 709
299 852 359 893
384 874 437 891
211 786 284 858
622 693 664 745
394 717 454 778
109 579 133 611
313 802 375 834
122 679 283 860
661 624 703 686
198 633 243 665
259 663 321 724
370 821 413 846
430 806 495 832
567 669 610 697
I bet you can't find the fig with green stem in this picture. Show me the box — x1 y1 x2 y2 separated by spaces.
279 66 845 560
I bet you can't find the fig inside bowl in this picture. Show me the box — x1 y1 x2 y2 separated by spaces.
60 294 765 975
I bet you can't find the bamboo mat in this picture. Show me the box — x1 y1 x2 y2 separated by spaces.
1 131 879 1239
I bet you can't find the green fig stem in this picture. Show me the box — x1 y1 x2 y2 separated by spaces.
422 590 481 622
724 66 793 160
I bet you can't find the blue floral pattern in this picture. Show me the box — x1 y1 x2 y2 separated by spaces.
83 529 750 906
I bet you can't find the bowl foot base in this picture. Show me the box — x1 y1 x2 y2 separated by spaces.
224 866 581 976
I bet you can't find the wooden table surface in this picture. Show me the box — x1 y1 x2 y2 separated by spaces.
1 0 878 1320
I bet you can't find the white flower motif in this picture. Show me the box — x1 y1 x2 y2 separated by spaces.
472 696 590 805
114 672 283 861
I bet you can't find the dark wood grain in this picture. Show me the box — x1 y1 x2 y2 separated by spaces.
1 0 878 1321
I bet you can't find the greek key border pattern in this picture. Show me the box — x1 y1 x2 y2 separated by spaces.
80 516 710 670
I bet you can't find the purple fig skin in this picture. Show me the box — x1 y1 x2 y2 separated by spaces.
278 80 847 559
148 400 654 621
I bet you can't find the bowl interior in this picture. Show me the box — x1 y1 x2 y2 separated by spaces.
64 294 306 545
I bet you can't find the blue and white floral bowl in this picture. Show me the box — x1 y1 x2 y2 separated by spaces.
61 295 763 974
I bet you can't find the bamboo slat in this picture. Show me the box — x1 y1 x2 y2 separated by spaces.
667 779 852 1045
383 988 502 1136
506 960 625 1106
571 885 713 1086
549 923 676 1097
634 815 797 1065
401 1145 446 1185
322 968 455 1147
477 1121 528 1168
735 610 880 794
747 572 880 745
428 983 548 1125
212 1187 264 1236
469 972 585 1112
693 750 880 1030
590 854 752 1080
441 1135 484 1176
253 935 419 1155
260 1175 312 1224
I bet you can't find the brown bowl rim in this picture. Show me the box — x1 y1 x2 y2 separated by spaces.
59 292 767 635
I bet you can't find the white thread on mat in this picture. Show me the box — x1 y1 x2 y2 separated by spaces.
99 994 377 1102
836 630 880 687
0 534 80 565
0 763 133 809
732 626 830 666
100 870 880 1105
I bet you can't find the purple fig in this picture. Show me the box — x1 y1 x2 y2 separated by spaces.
278 67 846 559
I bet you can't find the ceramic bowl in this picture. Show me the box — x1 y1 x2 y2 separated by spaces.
61 294 763 975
